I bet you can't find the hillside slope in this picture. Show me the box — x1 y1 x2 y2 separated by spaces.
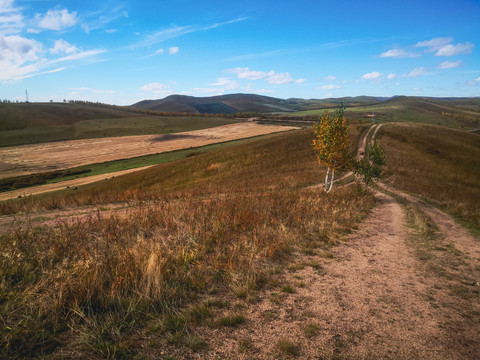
132 94 386 114
132 93 304 114
0 102 236 147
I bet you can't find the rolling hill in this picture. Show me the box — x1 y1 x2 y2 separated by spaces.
131 93 386 114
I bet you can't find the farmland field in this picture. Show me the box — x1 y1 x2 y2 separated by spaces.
0 122 297 179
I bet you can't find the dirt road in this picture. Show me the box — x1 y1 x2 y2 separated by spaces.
0 122 297 179
179 189 479 359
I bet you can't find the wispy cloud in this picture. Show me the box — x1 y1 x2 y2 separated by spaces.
0 0 23 34
82 4 128 33
132 17 247 49
379 48 420 58
318 84 341 90
361 71 382 80
0 32 104 82
404 67 427 77
435 42 474 56
209 77 240 90
416 37 474 56
438 60 461 69
139 82 174 94
415 37 453 52
226 67 305 84
168 46 179 55
223 37 398 63
324 75 336 81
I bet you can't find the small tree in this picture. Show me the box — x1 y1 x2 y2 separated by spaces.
313 104 350 193
353 142 386 189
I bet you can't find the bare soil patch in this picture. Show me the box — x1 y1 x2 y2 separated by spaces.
0 122 297 179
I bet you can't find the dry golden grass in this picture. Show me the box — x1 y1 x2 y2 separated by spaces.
0 188 374 358
0 124 373 358
378 123 480 229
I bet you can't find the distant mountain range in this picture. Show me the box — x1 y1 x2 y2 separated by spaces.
131 93 387 114
132 93 480 114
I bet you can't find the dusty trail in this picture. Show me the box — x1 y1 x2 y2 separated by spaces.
379 183 480 271
163 189 478 359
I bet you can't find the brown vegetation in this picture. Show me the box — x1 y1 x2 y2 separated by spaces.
377 122 480 229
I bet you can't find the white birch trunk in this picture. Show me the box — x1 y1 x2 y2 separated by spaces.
324 167 330 191
326 168 335 193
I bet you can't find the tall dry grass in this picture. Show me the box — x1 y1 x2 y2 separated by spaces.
0 187 374 357
0 124 373 357
378 122 480 229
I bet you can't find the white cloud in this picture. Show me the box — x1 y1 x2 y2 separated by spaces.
0 34 41 80
156 48 164 54
42 67 65 74
318 84 340 90
49 39 77 54
133 17 247 49
82 6 128 33
0 32 103 82
415 37 474 57
387 73 396 79
140 82 173 94
404 67 426 77
435 42 474 56
227 67 268 80
361 71 382 80
475 77 480 83
27 28 40 34
48 49 104 64
266 71 305 84
168 46 179 54
379 49 419 58
416 37 453 52
0 0 23 34
38 9 78 31
437 60 461 69
209 77 240 90
226 67 305 84
324 75 336 81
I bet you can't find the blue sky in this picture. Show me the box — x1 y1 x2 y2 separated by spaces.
0 0 479 105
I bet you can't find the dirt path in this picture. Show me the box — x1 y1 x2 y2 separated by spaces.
160 189 479 359
379 182 480 277
0 122 297 179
